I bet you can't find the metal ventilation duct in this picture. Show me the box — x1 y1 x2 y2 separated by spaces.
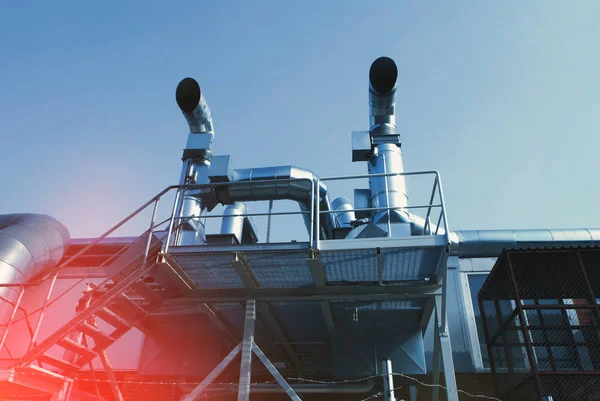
175 77 216 245
228 166 335 239
176 77 214 134
366 57 409 226
453 229 600 258
0 214 70 319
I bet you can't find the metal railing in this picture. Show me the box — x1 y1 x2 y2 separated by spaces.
314 170 450 249
0 171 450 360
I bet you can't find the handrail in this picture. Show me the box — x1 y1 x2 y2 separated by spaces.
0 170 451 355
315 170 449 249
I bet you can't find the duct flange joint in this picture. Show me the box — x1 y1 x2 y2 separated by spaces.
182 133 214 160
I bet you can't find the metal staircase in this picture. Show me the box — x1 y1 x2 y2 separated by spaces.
2 229 181 398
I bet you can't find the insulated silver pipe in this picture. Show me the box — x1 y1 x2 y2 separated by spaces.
0 214 70 320
367 57 409 226
331 197 356 228
176 78 215 245
176 77 214 134
229 166 335 239
381 358 397 401
220 202 248 243
369 57 398 136
453 229 600 258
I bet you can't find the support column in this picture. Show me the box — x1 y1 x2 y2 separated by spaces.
238 300 257 401
382 358 397 401
434 295 459 401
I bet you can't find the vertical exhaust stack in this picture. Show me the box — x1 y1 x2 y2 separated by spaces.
367 57 409 229
175 78 215 245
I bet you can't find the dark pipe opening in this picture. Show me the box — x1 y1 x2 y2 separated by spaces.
369 57 397 94
176 77 201 113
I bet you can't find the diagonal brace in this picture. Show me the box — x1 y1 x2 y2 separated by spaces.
181 342 242 401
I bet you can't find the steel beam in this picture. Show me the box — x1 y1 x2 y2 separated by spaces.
172 283 443 303
238 301 256 401
181 342 242 401
434 295 458 401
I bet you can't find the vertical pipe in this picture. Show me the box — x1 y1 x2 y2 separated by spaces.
238 300 256 401
266 200 274 243
309 180 314 246
382 154 392 237
381 358 396 401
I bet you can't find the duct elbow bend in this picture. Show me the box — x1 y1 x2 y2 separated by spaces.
176 77 214 134
0 214 70 285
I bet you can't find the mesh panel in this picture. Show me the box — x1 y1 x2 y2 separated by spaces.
478 248 600 400
539 374 600 400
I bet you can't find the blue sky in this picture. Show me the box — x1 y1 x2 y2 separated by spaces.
1 1 599 238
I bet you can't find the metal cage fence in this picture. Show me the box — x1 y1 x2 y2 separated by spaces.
478 248 600 401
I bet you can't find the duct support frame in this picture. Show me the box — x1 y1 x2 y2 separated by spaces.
180 300 302 401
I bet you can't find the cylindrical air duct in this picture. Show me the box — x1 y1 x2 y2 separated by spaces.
229 166 335 239
0 214 70 320
331 197 356 228
367 57 409 226
220 202 248 243
176 77 214 134
175 77 215 245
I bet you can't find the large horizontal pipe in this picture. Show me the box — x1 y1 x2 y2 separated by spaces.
180 380 375 395
453 229 600 258
176 77 214 134
228 166 335 239
405 215 600 258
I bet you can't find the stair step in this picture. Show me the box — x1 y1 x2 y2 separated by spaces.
131 281 164 305
107 295 148 323
57 337 96 359
38 354 79 372
78 322 115 346
96 307 131 330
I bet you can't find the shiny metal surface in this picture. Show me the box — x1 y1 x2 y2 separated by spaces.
368 144 409 225
220 203 248 243
365 57 409 230
228 166 334 239
331 197 355 228
0 214 70 319
175 77 217 245
176 77 214 134
453 229 600 258
369 57 397 136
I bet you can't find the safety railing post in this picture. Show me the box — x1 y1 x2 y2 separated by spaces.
0 285 25 354
28 271 59 351
315 178 321 250
163 188 182 257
